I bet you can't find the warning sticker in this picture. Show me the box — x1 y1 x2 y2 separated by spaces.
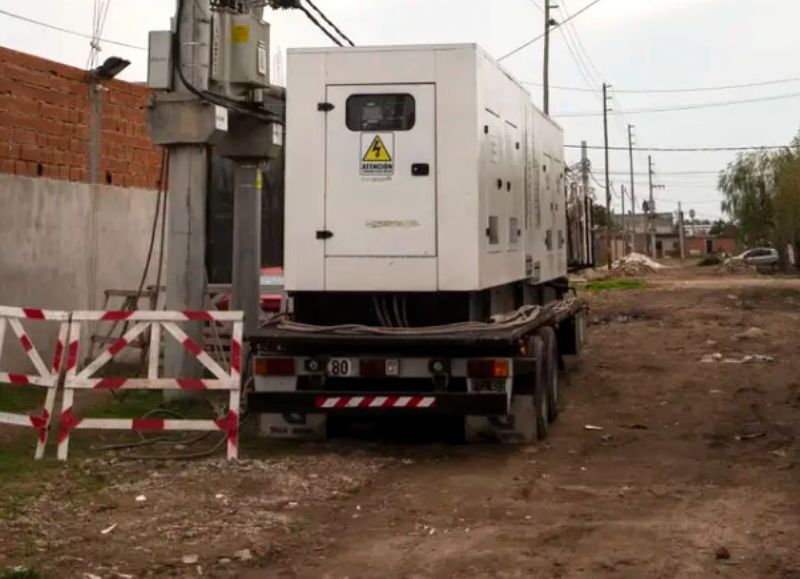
360 134 394 177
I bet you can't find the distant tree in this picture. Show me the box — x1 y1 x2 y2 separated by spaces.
718 151 775 246
718 131 800 254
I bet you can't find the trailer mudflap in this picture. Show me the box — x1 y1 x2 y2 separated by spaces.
249 392 508 416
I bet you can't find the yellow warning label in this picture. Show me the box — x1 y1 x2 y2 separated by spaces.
363 136 392 163
232 24 250 44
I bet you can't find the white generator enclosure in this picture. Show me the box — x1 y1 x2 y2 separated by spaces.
285 44 566 293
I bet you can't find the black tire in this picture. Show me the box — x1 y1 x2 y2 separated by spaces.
527 336 549 441
537 326 560 423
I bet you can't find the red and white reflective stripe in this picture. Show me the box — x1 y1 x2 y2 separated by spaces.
70 310 243 322
68 377 236 390
0 305 69 321
0 311 68 460
316 396 437 409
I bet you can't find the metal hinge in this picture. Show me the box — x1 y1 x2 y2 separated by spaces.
316 230 334 240
317 102 335 112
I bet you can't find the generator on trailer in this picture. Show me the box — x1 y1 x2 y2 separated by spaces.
248 44 588 442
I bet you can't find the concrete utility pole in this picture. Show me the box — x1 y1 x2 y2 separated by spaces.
620 184 627 255
164 0 212 378
627 124 636 253
581 140 592 266
543 2 556 115
648 155 656 257
678 202 686 259
602 83 612 269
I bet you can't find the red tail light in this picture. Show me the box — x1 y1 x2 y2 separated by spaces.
254 357 295 376
467 359 509 378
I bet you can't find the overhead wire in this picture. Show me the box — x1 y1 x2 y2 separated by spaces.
304 0 355 46
566 144 789 152
554 90 800 117
0 7 145 50
498 0 605 62
521 77 800 93
296 2 343 46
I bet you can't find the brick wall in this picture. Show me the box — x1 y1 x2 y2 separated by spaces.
0 46 162 189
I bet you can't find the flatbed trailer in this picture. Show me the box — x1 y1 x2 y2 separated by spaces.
247 296 586 442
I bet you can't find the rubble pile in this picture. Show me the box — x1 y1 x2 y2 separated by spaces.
611 253 665 276
716 260 759 275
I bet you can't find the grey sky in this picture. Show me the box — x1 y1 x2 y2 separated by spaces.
2 0 798 220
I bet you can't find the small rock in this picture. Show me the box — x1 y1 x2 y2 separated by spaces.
705 339 717 347
100 523 117 535
235 549 253 561
715 546 731 560
584 424 604 431
219 558 232 565
135 495 147 503
734 327 765 341
182 554 199 565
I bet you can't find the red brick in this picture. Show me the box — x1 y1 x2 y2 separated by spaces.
0 159 14 175
15 160 36 176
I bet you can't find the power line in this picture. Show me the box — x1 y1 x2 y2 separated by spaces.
296 3 343 46
521 76 800 93
594 169 722 175
303 0 355 46
567 144 789 152
498 0 605 62
554 90 800 117
0 7 145 51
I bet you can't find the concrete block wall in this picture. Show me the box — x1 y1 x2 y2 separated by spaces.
0 46 162 188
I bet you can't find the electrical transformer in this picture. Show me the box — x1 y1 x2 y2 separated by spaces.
285 44 566 298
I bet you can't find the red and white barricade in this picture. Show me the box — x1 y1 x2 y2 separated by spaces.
57 310 244 461
0 306 70 459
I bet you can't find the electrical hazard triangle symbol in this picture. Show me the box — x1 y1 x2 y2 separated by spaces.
363 136 392 163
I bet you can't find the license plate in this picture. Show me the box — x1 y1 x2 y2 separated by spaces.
327 358 354 377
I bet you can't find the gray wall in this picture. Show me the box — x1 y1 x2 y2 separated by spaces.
0 175 163 371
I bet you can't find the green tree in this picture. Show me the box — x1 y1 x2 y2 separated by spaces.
718 150 775 246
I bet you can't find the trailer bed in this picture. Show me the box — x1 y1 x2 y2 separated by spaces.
248 297 584 355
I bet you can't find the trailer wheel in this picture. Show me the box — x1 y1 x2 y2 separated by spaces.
537 326 560 423
527 335 549 441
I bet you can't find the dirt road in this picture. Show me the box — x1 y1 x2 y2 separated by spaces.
2 267 799 578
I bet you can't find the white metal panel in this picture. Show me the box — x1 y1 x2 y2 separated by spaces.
324 84 437 258
325 257 437 291
285 51 327 290
434 47 481 291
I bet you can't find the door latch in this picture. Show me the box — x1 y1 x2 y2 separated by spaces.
411 163 430 176
316 230 334 240
317 102 335 112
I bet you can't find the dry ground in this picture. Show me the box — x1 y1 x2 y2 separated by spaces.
1 265 799 578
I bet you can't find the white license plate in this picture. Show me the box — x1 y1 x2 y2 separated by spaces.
327 358 354 377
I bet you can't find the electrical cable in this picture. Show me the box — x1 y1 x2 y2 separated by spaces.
566 144 788 152
498 0 605 62
554 91 800 117
296 3 343 46
132 149 168 311
304 0 355 46
0 7 145 50
521 77 800 94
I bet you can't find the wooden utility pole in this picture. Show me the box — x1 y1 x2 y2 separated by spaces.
678 201 686 259
627 124 636 252
603 82 612 269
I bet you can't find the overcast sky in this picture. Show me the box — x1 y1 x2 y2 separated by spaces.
2 0 799 220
